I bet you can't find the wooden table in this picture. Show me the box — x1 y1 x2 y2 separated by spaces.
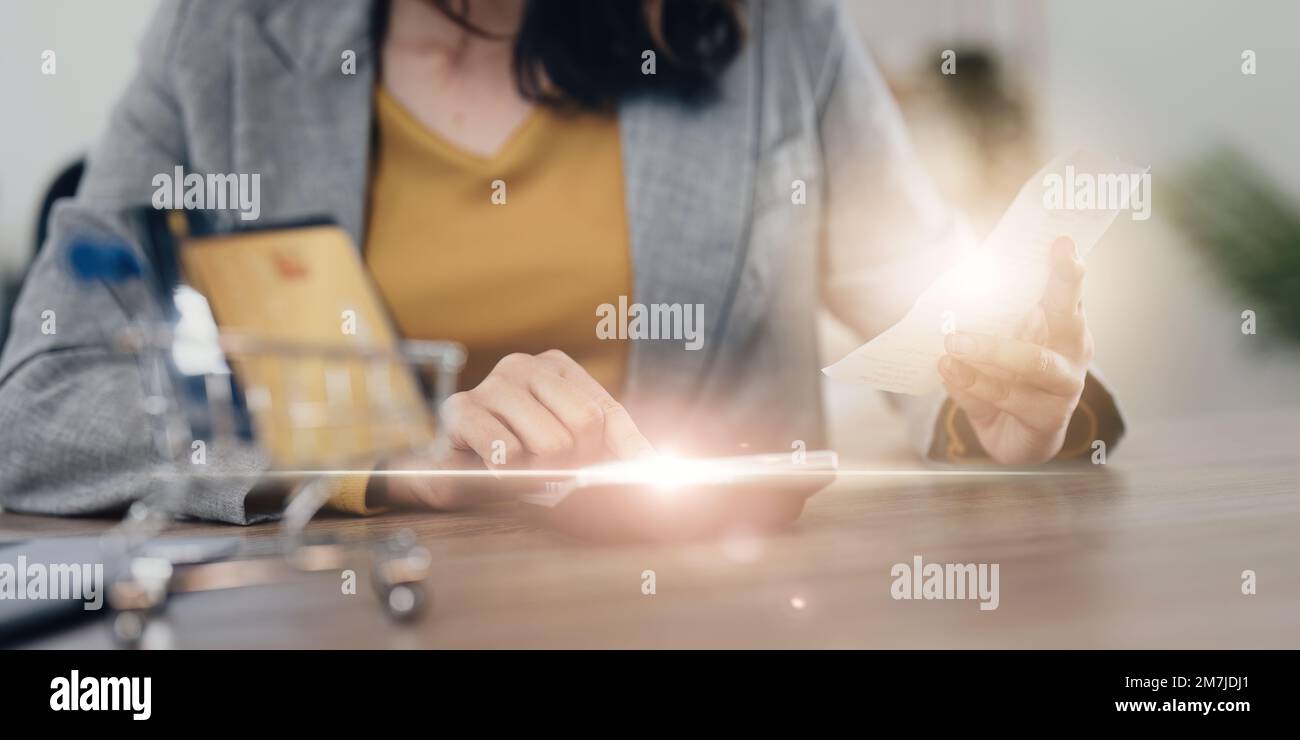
4 406 1298 648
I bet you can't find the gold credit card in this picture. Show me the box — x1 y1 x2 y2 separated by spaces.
179 223 433 467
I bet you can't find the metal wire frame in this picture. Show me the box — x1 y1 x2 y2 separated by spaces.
101 324 465 645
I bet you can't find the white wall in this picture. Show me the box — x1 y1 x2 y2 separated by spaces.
0 0 159 273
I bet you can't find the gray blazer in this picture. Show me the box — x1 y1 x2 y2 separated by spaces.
0 0 1122 523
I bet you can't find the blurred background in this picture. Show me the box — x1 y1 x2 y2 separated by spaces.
2 0 1298 457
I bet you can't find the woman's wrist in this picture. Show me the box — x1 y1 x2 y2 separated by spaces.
364 464 391 510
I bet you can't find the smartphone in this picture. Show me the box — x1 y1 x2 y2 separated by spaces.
521 451 838 543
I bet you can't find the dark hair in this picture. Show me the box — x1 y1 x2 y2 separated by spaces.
386 0 746 108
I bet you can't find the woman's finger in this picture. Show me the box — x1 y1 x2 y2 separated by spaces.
527 368 606 465
944 332 1081 396
441 392 525 468
938 356 1000 425
403 396 543 507
471 377 575 463
1041 236 1089 348
1042 237 1085 313
535 349 655 459
595 396 656 460
939 357 1075 433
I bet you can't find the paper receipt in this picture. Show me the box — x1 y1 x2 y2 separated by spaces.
822 150 1148 395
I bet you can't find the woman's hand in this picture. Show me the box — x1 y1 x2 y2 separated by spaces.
383 349 653 510
937 236 1093 466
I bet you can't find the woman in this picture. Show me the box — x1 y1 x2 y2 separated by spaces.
0 0 1121 523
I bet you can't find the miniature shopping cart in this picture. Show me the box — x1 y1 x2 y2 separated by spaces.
67 213 465 646
101 323 465 645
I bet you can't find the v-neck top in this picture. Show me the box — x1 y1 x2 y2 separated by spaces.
364 87 633 393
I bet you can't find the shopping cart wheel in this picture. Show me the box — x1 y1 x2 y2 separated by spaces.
106 556 174 647
111 609 150 647
372 530 432 621
380 582 427 620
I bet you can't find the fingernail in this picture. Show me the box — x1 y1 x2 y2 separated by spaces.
946 333 976 355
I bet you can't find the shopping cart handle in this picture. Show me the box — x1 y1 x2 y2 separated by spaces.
67 238 145 283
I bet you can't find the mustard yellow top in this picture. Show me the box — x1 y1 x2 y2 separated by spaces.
326 88 633 514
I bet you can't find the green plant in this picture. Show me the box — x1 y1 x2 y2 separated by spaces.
1165 148 1300 345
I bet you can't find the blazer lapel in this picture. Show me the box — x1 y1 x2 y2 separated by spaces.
231 0 377 245
618 33 761 409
